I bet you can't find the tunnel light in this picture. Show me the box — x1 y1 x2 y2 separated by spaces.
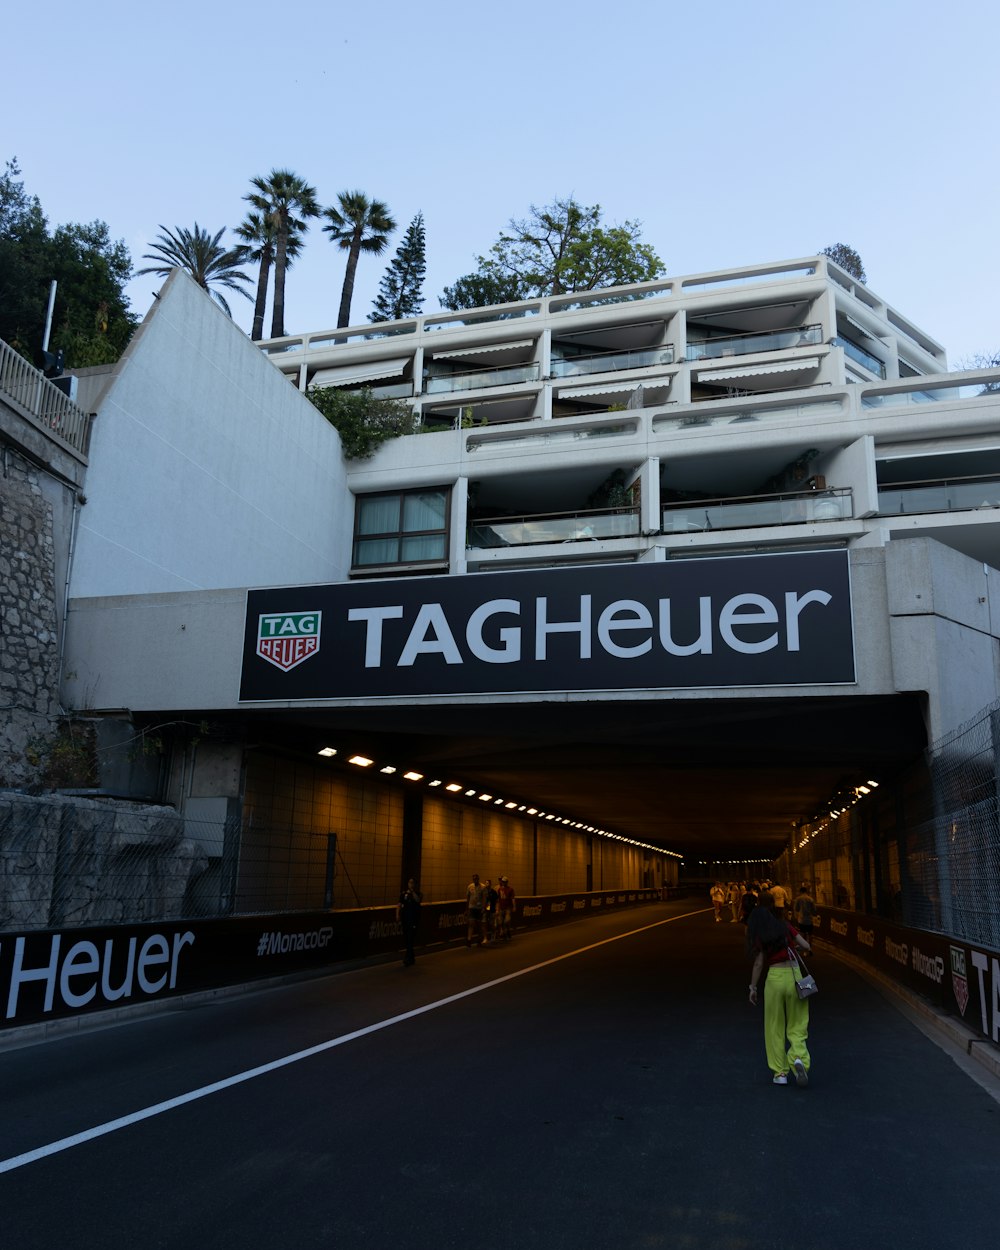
867 779 879 788
403 771 424 781
317 747 337 758
380 765 397 774
528 808 538 815
479 794 492 801
446 783 463 793
428 779 442 786
348 755 373 767
494 798 505 805
505 802 517 809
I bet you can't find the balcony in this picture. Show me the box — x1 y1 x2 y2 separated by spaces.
877 475 1000 516
425 361 541 395
834 335 886 379
468 507 640 549
663 488 853 533
551 345 675 378
686 324 822 361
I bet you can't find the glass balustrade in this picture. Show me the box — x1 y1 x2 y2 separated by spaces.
550 346 675 377
663 489 852 533
833 336 886 379
468 509 639 549
686 324 822 361
425 362 541 394
877 478 1000 515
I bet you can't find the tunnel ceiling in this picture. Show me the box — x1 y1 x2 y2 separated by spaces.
202 693 928 864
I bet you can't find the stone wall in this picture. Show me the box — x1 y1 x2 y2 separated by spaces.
0 446 62 787
0 793 209 931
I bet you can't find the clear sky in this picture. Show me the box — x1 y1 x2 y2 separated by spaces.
5 0 998 364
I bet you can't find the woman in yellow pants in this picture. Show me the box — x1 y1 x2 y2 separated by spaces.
747 891 812 1086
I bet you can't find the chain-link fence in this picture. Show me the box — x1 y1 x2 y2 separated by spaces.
777 698 1000 950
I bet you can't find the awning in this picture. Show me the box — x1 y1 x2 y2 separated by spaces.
311 357 409 387
697 358 819 383
433 339 533 360
557 379 658 400
841 314 876 340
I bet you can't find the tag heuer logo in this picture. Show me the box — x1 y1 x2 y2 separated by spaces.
256 612 322 672
950 945 969 1017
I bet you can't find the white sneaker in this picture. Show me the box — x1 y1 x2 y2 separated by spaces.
792 1059 809 1087
773 1073 788 1085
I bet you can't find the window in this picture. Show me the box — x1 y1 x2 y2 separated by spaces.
352 487 450 571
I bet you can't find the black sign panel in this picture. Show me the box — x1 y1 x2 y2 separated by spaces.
240 550 855 701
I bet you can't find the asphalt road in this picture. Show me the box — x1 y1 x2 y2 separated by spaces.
2 901 998 1250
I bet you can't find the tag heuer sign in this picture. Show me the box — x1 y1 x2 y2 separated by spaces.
256 612 322 672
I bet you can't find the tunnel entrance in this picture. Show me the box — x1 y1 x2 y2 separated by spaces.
205 690 929 864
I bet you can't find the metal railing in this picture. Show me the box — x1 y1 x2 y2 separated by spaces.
0 338 91 455
662 487 853 533
551 344 675 377
686 323 822 361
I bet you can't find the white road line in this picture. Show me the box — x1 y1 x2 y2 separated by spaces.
0 908 702 1174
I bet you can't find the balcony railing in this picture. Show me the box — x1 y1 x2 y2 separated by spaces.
834 336 886 379
425 361 541 394
662 488 853 533
686 324 822 361
551 345 675 378
877 475 1000 516
0 338 90 455
468 507 640 549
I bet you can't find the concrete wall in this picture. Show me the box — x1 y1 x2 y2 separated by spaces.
885 538 1000 740
69 269 352 598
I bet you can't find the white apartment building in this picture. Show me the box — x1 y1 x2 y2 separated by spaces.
50 256 1000 901
258 253 999 583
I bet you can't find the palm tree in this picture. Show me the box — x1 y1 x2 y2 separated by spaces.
136 224 252 317
244 169 319 339
234 210 304 342
322 191 396 329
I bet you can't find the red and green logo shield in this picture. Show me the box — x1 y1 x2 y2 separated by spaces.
256 611 322 673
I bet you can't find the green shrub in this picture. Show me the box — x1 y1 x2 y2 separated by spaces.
307 386 417 460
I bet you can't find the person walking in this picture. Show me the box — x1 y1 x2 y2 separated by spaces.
793 883 816 947
769 879 790 919
396 878 423 967
747 890 813 1087
483 878 499 944
710 881 726 921
466 873 486 947
497 876 515 940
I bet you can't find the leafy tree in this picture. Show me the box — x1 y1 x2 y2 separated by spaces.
440 264 527 312
234 209 303 341
444 197 665 306
322 191 396 328
821 243 866 284
0 158 136 366
245 169 320 339
136 223 252 317
306 385 416 460
369 212 426 323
